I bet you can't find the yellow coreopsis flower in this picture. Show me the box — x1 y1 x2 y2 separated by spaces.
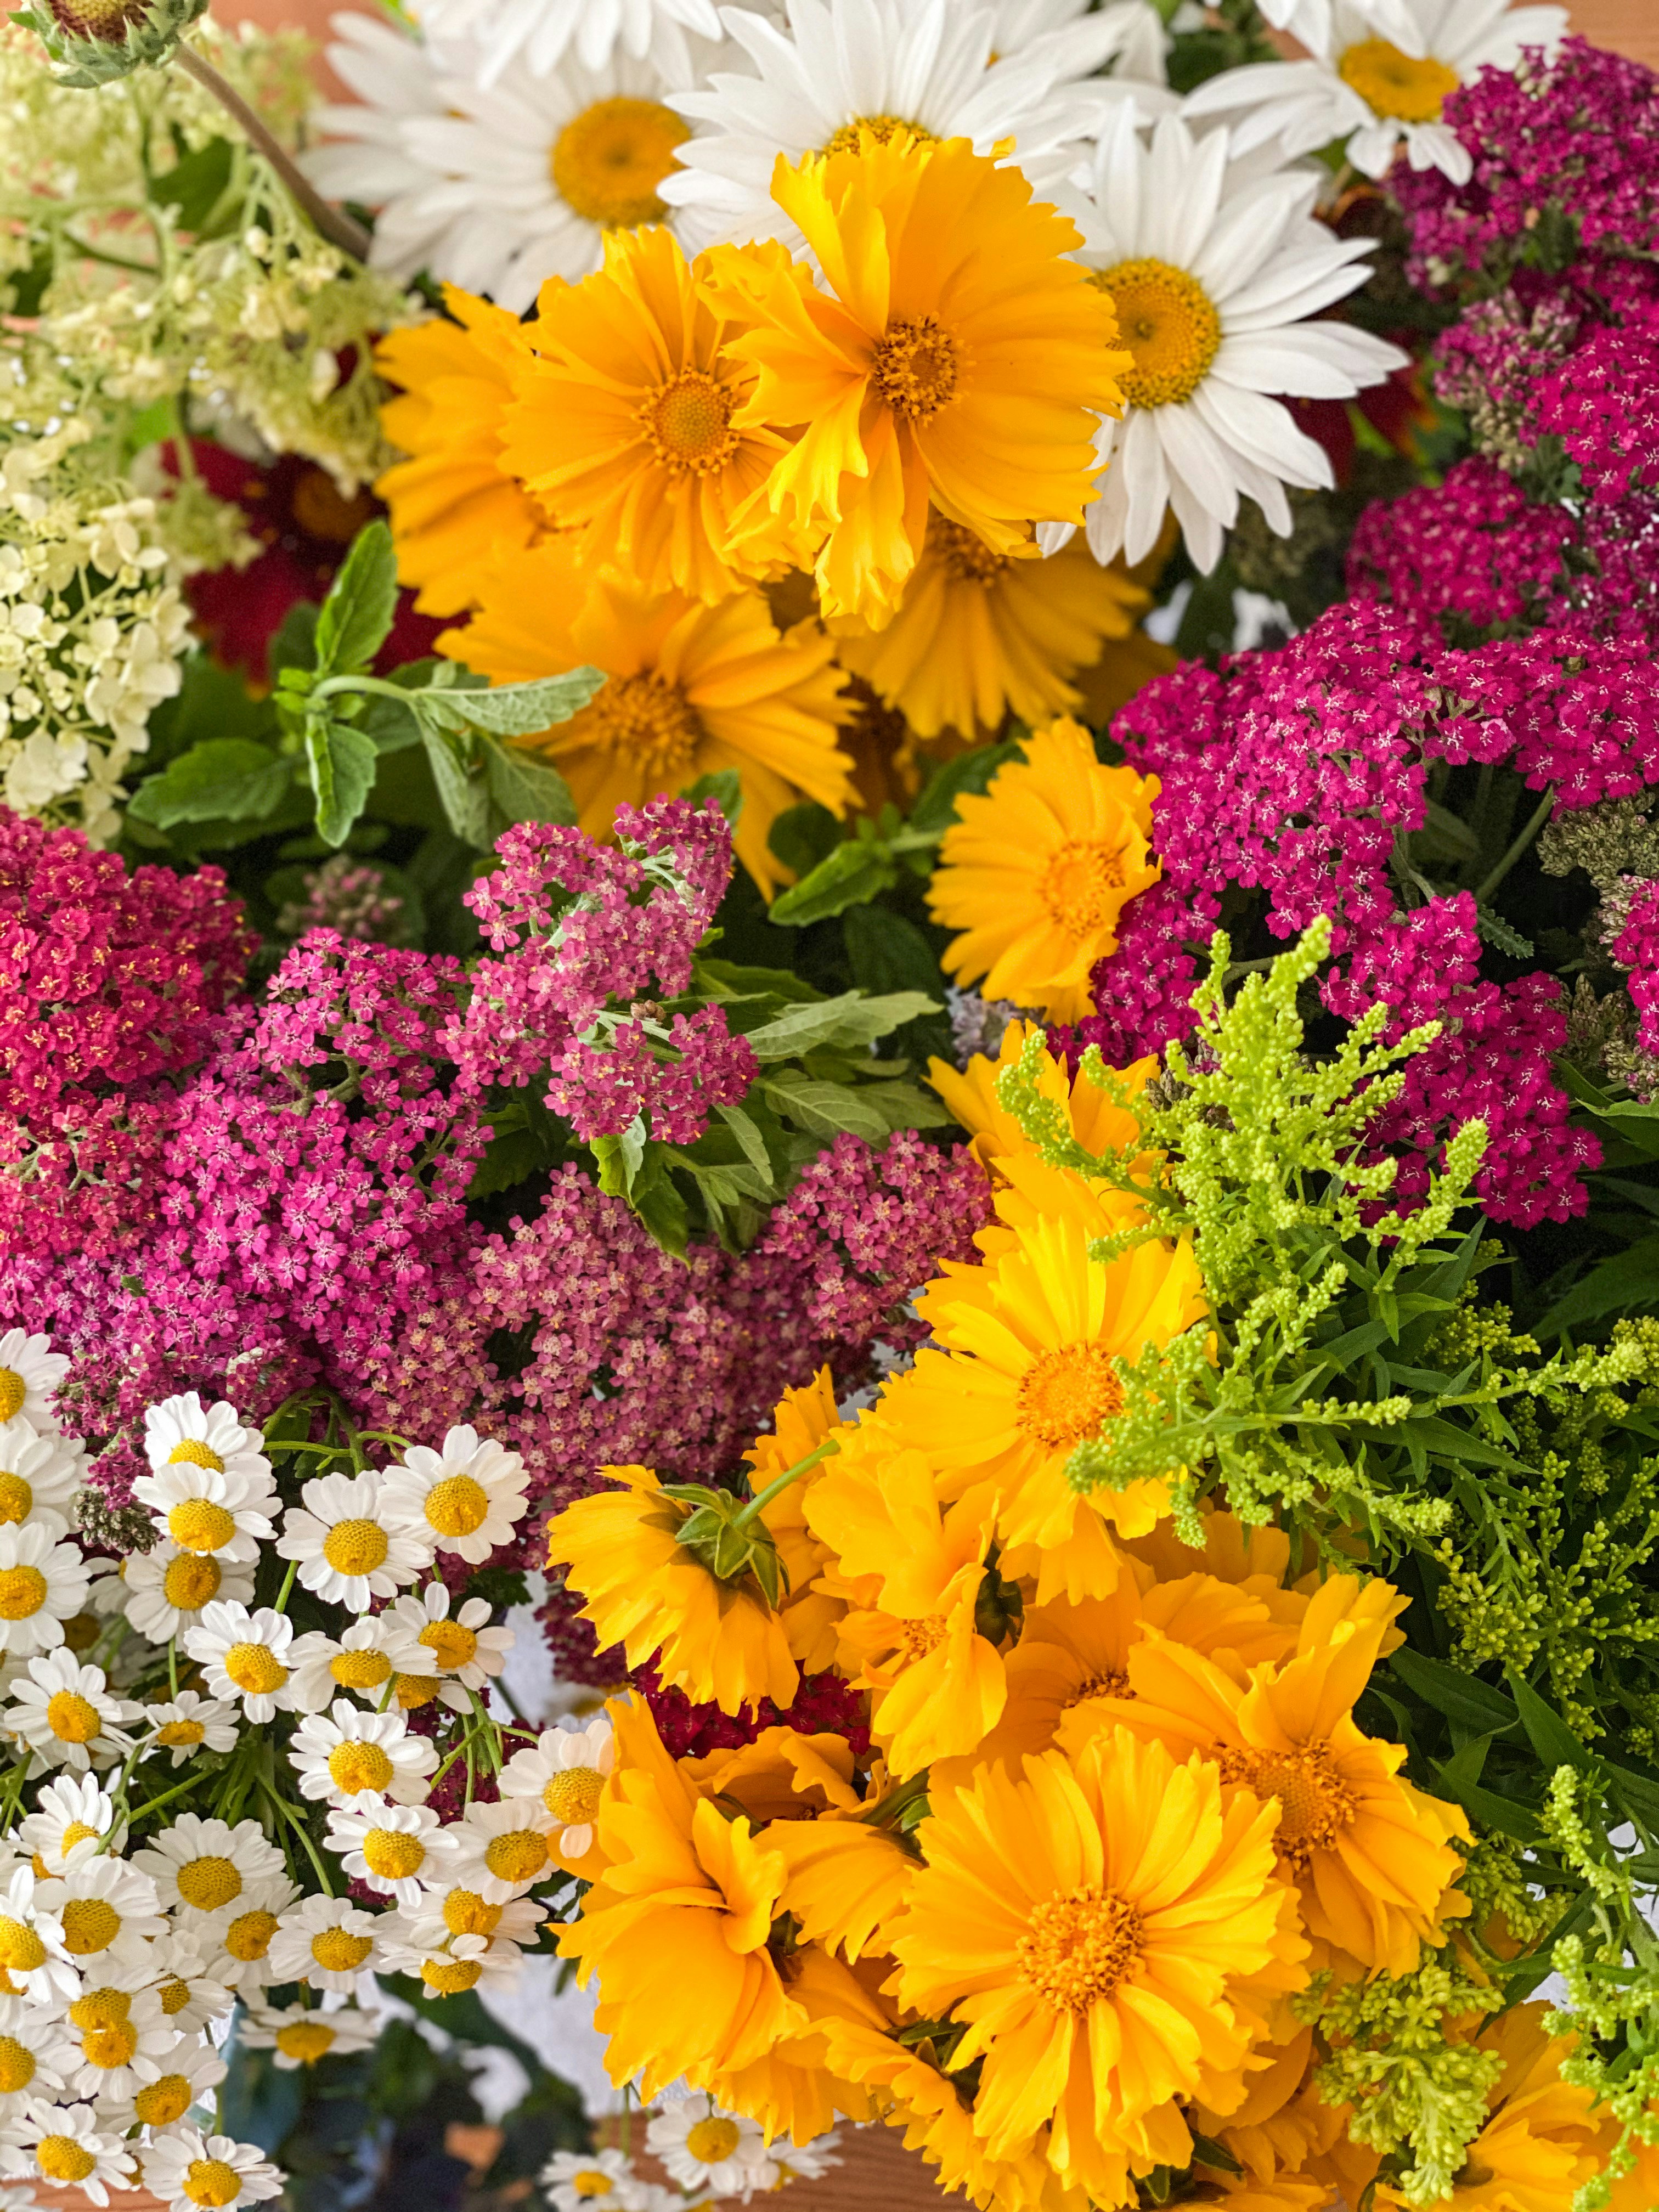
500 227 796 605
715 131 1128 628
376 287 546 618
743 1367 847 1675
438 535 854 894
928 1018 1152 1176
930 719 1163 1023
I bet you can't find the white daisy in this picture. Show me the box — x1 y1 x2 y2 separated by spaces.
35 1857 167 1973
0 1334 69 1434
236 2002 380 2070
123 1547 258 1649
84 1558 127 1620
0 2010 72 2114
379 1427 530 1567
131 1815 287 1924
380 1584 515 1711
266 1897 384 1994
17 1775 116 1877
404 1883 544 1946
0 1523 92 1658
141 2127 283 2212
773 2131 841 2183
410 0 721 86
498 1718 613 1867
61 1984 177 2104
444 1798 555 1904
129 1460 275 1568
199 1878 302 1999
0 1420 85 1542
307 22 703 314
123 2038 228 2134
0 2098 136 2205
142 1394 272 1486
145 1925 239 2032
284 1619 402 1714
288 1699 439 1809
4 1652 129 1776
1047 110 1407 574
541 2148 653 2212
323 1802 457 1907
1182 0 1567 189
647 2095 777 2199
182 1604 301 1724
659 0 1173 256
988 0 1168 86
0 1868 80 2006
132 1692 241 1769
374 1914 526 1996
273 1472 429 1612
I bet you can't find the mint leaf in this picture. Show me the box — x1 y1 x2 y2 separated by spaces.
128 740 291 829
314 521 399 680
304 718 379 848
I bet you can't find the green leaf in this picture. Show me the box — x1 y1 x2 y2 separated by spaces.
686 768 743 826
769 838 898 927
484 740 577 830
421 729 491 850
715 1104 775 1181
768 800 842 880
305 718 380 849
763 1075 891 1143
152 134 235 233
743 989 939 1060
909 738 1023 837
1388 1648 1521 1739
1607 1763 1659 1836
314 521 399 680
127 740 291 830
421 667 605 737
1507 1674 1594 1776
1536 1236 1659 1336
269 600 319 683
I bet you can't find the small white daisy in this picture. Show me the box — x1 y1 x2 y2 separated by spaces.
4 1652 129 1776
541 2147 653 2212
274 1472 429 1612
0 1523 92 1658
0 2010 72 2114
182 1604 301 1724
123 2038 228 2133
131 1815 287 1923
647 2095 777 2199
266 1897 384 1994
199 1878 302 1999
0 1335 69 1434
132 1692 241 1769
236 2002 381 2070
403 1883 544 1946
123 1547 258 1649
0 2097 137 2205
289 1699 439 1809
410 0 721 85
17 1775 116 1877
0 1420 84 1541
145 1925 239 2032
375 1914 526 1996
380 1583 515 1709
142 1394 273 1489
1183 0 1567 189
445 1798 555 1904
61 1984 177 2104
35 1857 167 1973
0 1868 80 2006
323 1802 457 1907
142 2126 283 2212
380 1427 530 1566
129 1462 275 1569
498 1717 613 1866
774 2130 841 2183
284 1618 402 1714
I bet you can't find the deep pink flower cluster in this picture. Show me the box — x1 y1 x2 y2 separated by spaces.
1321 893 1482 1040
1614 882 1659 1052
1533 317 1659 502
638 1659 872 1760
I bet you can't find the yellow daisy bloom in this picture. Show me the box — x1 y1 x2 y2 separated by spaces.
500 227 795 605
544 1463 798 1717
376 287 545 618
705 1940 887 2147
930 719 1162 1023
744 1367 848 1676
832 523 1147 740
928 1018 1153 1178
438 535 854 894
768 1818 916 1970
889 1726 1308 2203
717 132 1128 628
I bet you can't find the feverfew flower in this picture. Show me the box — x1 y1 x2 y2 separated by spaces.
146 1925 239 2032
445 1798 556 1904
379 1427 530 1565
60 1985 176 2103
274 1472 429 1611
541 2148 652 2212
182 1605 302 1724
129 1462 275 1567
16 1774 115 1875
647 2095 777 2199
266 1898 384 1994
132 1691 241 1768
122 1545 256 1645
0 2098 136 2205
131 1815 287 1924
236 2002 381 2070
324 1801 458 1906
408 0 720 83
0 2011 72 2114
285 1618 402 1713
0 1868 78 2005
0 1525 89 1658
289 1699 439 1808
0 1419 84 1539
3 1651 129 1775
375 1914 527 1996
200 1878 302 2000
381 1584 515 1709
0 1335 68 1432
142 2128 283 2212
34 1857 167 1972
125 2038 228 2132
141 1393 273 1492
498 1717 614 1866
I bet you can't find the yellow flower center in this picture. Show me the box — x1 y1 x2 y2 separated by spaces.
45 1690 103 1744
443 1889 501 1938
70 1989 129 2031
1219 1742 1358 1870
176 1855 242 1911
60 1897 121 1954
37 2137 97 2183
331 1648 392 1689
311 1926 374 1974
1092 258 1221 410
168 1438 226 1472
871 314 964 425
1063 1667 1131 1706
163 1553 223 1612
275 2021 337 2064
932 515 1011 585
225 1908 280 1962
685 2118 742 2166
1037 839 1134 942
422 1474 491 1539
81 2018 138 2069
1017 1342 1126 1451
544 1768 603 1826
638 371 740 477
184 2157 243 2208
570 2173 617 2200
420 1620 478 1671
362 1829 427 1880
328 1740 394 1796
224 1643 288 1697
323 1519 389 1577
156 1717 207 1747
896 1615 946 1662
133 2074 194 2126
0 1564 47 1620
60 1820 99 1854
0 2034 35 2092
395 1672 442 1710
822 113 935 156
0 1916 46 1971
484 1830 552 1883
551 95 688 228
168 1498 237 1553
586 672 703 779
1017 1884 1143 2013
422 1955 483 1994
0 1472 32 1523
0 1369 25 1422
1338 37 1459 122
159 1975 193 2016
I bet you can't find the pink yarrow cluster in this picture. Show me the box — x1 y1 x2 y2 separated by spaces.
1614 883 1659 1054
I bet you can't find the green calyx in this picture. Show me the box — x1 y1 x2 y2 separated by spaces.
14 0 208 84
664 1437 839 1605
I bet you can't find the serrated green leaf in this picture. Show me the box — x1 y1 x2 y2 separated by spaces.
484 739 577 830
763 1076 890 1143
425 667 605 737
127 740 291 830
715 1105 775 1181
909 738 1023 837
304 718 379 849
769 838 898 927
744 989 939 1060
314 521 399 680
420 729 491 850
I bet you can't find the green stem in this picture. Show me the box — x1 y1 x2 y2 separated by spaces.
126 1770 206 1829
259 1779 335 1898
171 42 371 262
1475 786 1555 905
168 1638 178 1697
732 1438 838 1531
272 1561 298 1616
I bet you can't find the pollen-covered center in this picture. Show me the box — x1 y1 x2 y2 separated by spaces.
328 1741 394 1797
395 1673 441 1709
585 672 703 780
163 1555 222 1612
1017 1343 1125 1451
420 1620 478 1671
685 2117 743 2165
823 112 936 156
932 515 1012 585
1039 838 1132 941
275 2021 336 2064
134 2075 193 2126
1219 1741 1359 1869
167 1438 225 1474
224 1642 288 1696
45 1690 103 1743
311 1927 374 1974
184 2157 244 2208
156 1718 207 1747
0 2035 35 2092
422 1474 490 1539
362 1830 427 1880
70 1989 129 2032
158 1976 193 2015
323 1519 389 1577
639 370 740 477
176 1855 242 1912
331 1648 392 1689
1017 1884 1143 2013
872 315 964 426
1062 1667 1131 1706
0 1472 32 1523
1092 258 1221 410
485 1830 552 1883
168 1499 237 1554
0 1916 46 1971
0 1565 47 1620
551 96 688 228
422 1954 484 1993
60 1898 121 1955
1337 37 1459 122
569 2172 618 2201
896 1615 947 1662
37 2137 97 2183
443 1889 501 1938
224 1909 280 1962
0 1369 25 1422
544 1768 603 1826
81 2017 138 2069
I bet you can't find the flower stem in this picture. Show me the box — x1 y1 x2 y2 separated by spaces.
172 42 372 263
731 1438 838 1530
1475 785 1555 905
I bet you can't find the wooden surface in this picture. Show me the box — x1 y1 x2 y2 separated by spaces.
596 2114 952 2212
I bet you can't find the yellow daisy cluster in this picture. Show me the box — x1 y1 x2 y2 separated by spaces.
375 129 1154 890
542 1032 1609 2212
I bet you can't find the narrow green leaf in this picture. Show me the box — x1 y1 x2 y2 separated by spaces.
1537 1236 1659 1336
303 719 379 849
1389 1648 1521 1738
313 520 399 679
1507 1674 1594 1776
128 740 291 829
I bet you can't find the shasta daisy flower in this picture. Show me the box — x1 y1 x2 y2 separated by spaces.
121 1544 256 1647
182 1605 302 1724
289 1699 440 1809
380 1584 515 1711
0 1418 84 1539
0 1522 92 1658
411 0 720 85
274 1472 430 1611
133 1692 241 1768
284 1619 403 1714
237 2002 381 2070
0 1332 69 1431
1 2098 136 2205
0 2011 71 2113
377 1425 529 1566
125 2039 228 2132
140 2127 283 2212
4 1651 129 1775
324 1801 458 1906
16 1774 116 1876
35 1857 167 1972
267 1898 386 1994
61 1984 177 2104
446 1797 558 1904
499 1717 616 1870
132 1815 287 1923
647 2096 777 2199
